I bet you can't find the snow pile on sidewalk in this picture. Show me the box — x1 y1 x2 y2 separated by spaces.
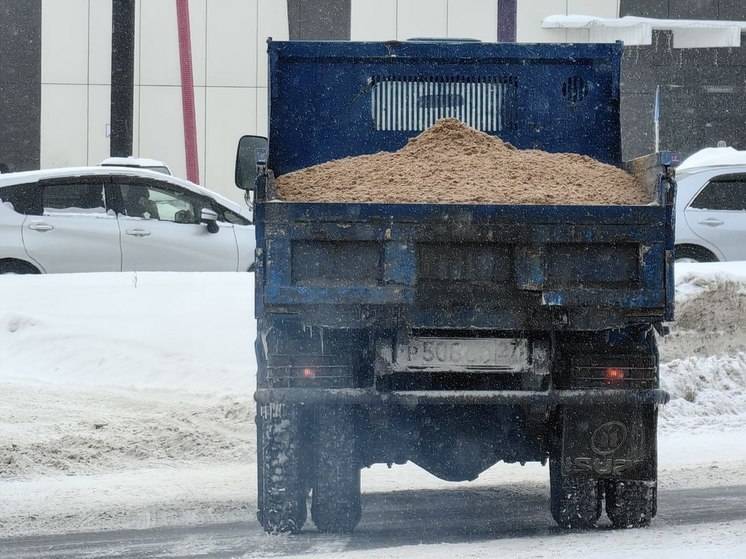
1 385 253 478
0 273 257 481
673 261 746 301
661 354 746 429
0 272 255 392
661 271 746 360
658 262 746 429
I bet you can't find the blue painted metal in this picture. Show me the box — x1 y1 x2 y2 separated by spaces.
256 41 675 332
267 40 623 176
257 198 673 330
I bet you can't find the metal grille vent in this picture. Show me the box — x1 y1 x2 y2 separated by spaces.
562 76 589 103
371 76 517 132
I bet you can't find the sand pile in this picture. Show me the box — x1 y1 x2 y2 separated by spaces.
276 118 650 205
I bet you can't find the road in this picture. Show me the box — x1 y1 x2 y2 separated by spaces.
3 484 746 559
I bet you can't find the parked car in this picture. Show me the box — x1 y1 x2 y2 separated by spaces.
675 147 746 262
100 157 173 175
0 167 254 273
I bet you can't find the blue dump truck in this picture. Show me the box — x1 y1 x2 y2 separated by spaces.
235 40 674 534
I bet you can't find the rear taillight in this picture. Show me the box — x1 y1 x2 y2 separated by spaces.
604 367 626 385
569 357 656 388
266 358 351 388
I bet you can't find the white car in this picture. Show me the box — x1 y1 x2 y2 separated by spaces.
674 147 746 263
0 167 255 273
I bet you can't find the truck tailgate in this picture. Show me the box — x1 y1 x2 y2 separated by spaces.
257 193 673 330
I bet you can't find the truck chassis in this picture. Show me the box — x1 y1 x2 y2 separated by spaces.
255 321 667 534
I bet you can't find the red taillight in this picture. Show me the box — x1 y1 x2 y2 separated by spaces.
302 368 316 379
604 367 626 384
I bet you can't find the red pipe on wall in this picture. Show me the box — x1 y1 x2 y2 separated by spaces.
175 0 200 183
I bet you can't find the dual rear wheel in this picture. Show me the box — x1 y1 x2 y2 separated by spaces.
257 404 656 534
256 403 361 534
549 459 656 529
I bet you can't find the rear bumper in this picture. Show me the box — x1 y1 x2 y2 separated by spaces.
255 388 669 407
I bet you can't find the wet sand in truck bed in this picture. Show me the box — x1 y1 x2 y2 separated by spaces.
276 118 650 205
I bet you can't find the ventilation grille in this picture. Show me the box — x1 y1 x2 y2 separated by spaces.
562 76 589 104
371 76 517 132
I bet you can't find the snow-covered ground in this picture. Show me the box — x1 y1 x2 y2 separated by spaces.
1 266 746 554
0 272 255 392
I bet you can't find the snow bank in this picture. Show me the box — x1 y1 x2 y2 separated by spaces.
0 272 258 482
658 263 746 428
0 272 255 393
661 353 746 430
660 274 746 361
0 384 253 478
674 261 746 300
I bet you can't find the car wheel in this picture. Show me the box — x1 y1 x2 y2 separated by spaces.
674 245 718 264
0 260 41 274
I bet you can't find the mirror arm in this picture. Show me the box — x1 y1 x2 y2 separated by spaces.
256 157 267 178
255 168 269 202
254 157 267 193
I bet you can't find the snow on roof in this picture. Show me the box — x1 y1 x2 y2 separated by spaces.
100 156 168 167
542 15 746 47
677 147 746 173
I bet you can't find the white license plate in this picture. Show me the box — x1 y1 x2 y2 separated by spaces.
394 337 529 372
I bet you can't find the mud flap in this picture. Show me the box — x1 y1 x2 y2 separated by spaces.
561 404 656 480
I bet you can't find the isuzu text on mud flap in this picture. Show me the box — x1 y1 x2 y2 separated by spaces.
235 40 674 535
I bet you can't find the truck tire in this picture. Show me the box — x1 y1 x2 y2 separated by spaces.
550 458 603 529
257 403 308 534
311 406 361 533
606 480 656 528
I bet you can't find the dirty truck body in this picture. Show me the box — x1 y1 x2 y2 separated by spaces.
249 41 674 534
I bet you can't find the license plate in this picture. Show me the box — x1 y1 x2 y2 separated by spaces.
394 337 529 372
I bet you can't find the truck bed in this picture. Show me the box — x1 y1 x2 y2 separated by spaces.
256 152 675 331
255 41 675 331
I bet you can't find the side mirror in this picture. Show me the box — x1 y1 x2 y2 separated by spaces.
235 135 268 191
201 208 219 234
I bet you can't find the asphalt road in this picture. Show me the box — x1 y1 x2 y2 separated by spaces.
3 484 746 559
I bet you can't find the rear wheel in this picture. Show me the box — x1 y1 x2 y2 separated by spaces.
550 458 603 529
256 403 308 534
311 406 361 533
606 480 656 528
